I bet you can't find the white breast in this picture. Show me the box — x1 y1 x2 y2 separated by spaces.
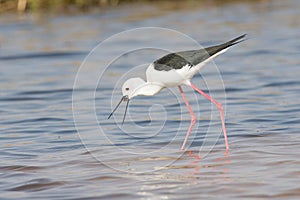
146 63 195 87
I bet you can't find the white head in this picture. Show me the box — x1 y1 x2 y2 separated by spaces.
122 77 146 99
108 77 164 124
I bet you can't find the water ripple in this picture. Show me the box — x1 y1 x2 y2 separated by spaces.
263 80 300 87
0 51 86 60
8 179 66 192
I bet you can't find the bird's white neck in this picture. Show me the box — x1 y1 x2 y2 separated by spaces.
131 82 164 98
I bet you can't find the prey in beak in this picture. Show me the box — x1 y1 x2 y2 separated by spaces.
108 95 129 125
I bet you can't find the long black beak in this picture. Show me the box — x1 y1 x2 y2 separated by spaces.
108 95 129 125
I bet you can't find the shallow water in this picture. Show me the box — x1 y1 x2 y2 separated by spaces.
1 0 300 199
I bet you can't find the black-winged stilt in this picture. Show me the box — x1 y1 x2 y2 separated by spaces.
108 34 246 151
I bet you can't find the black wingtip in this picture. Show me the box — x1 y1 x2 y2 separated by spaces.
215 34 247 51
228 34 247 46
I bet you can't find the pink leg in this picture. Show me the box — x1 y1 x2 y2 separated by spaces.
190 83 229 151
178 86 196 150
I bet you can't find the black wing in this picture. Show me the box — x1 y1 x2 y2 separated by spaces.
153 53 193 71
153 34 246 71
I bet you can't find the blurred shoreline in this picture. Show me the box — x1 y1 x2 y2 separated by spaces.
0 0 269 14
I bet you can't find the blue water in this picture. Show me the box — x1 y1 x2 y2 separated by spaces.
1 0 300 199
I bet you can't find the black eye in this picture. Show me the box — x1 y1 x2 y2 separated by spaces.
125 88 129 91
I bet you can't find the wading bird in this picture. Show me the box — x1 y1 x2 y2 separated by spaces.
108 34 246 150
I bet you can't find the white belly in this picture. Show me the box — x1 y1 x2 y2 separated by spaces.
146 63 197 87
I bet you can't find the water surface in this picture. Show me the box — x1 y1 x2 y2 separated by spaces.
1 0 300 199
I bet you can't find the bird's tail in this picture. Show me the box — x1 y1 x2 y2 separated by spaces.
205 34 247 56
